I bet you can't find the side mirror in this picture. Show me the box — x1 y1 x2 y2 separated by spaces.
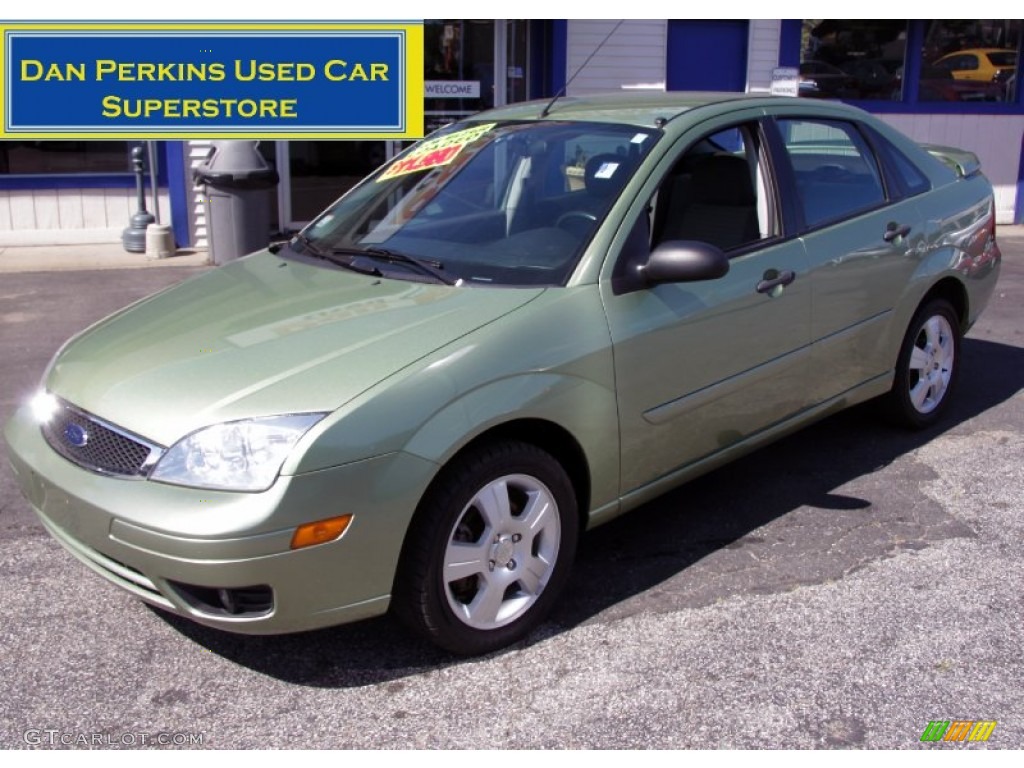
642 240 730 285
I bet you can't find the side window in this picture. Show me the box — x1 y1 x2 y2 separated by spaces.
873 136 931 198
777 118 886 228
650 123 777 253
889 150 930 195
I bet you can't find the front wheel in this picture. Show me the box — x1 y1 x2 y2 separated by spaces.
883 298 961 429
392 441 578 655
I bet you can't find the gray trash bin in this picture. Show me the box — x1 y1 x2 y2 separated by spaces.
193 141 279 265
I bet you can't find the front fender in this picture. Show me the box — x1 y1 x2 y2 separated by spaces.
401 372 620 515
287 286 621 517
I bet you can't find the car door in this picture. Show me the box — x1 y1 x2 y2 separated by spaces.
767 115 926 405
600 118 811 495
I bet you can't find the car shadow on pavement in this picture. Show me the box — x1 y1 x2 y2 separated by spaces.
153 336 1024 687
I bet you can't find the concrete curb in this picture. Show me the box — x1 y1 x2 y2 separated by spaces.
0 244 211 274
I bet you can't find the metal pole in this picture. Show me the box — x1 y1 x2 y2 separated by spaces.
147 140 161 225
121 145 155 253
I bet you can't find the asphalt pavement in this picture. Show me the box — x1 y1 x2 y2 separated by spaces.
1 233 1022 748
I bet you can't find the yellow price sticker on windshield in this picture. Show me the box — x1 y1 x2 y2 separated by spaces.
378 122 496 181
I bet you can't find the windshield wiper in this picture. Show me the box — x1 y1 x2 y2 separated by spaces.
291 235 382 277
292 232 327 258
333 246 454 286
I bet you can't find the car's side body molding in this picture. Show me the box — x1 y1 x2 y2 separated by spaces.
594 371 894 528
642 345 813 426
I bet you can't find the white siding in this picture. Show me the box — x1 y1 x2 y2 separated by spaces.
81 189 108 229
8 193 36 234
104 190 131 232
566 20 667 94
188 140 214 250
0 187 170 246
880 114 1023 224
56 189 85 230
746 19 782 93
0 191 11 230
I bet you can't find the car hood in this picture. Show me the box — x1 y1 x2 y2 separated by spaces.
46 252 543 446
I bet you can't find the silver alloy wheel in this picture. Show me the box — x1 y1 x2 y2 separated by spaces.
442 474 561 630
907 314 956 414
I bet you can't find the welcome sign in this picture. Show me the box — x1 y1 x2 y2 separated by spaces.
1 22 424 139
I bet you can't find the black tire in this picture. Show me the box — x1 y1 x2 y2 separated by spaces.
883 298 961 429
392 441 578 655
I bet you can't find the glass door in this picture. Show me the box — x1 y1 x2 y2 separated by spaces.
423 20 497 133
279 20 528 230
279 140 387 228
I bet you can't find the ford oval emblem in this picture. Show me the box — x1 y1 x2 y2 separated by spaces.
64 422 89 448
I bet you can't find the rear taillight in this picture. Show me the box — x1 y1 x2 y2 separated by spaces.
983 200 997 256
967 200 999 259
989 207 996 249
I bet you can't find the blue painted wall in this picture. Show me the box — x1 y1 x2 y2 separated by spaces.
667 20 749 92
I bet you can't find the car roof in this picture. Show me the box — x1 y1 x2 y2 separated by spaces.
937 48 1016 58
470 91 848 129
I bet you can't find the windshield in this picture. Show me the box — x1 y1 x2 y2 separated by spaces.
298 120 659 286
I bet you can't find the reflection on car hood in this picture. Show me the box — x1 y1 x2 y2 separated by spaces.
46 252 543 446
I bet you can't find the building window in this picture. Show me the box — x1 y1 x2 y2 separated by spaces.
919 20 1020 103
797 20 1022 108
0 141 137 175
800 20 908 101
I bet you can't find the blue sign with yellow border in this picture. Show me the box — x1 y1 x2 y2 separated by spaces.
1 22 424 139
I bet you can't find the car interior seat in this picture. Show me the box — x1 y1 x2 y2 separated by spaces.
659 154 760 251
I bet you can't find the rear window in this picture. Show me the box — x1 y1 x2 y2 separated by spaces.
987 52 1017 67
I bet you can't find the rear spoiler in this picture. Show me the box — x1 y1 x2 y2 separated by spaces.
920 143 982 178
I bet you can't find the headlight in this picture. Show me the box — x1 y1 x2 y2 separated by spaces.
150 413 327 492
30 391 60 423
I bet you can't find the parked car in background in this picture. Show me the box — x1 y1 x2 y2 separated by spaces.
894 64 1003 102
798 60 858 98
845 58 900 99
5 93 1002 655
932 48 1017 91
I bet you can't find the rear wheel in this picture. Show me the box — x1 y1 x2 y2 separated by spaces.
392 441 578 655
883 298 961 429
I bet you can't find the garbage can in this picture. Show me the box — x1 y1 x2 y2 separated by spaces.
193 141 279 265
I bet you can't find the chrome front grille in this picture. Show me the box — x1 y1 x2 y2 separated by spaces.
41 398 163 477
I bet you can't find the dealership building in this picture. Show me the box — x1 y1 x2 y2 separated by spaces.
1 19 1022 250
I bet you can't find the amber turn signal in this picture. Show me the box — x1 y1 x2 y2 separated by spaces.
290 515 353 550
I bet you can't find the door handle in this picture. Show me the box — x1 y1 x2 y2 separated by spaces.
883 223 912 242
756 269 795 295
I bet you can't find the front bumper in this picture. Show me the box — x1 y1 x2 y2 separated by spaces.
4 403 437 634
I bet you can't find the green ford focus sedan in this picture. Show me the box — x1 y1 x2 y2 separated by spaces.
4 93 1002 654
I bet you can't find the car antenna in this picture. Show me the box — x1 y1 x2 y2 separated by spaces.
540 20 625 118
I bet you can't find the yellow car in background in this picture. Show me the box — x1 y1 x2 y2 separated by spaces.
932 48 1017 84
